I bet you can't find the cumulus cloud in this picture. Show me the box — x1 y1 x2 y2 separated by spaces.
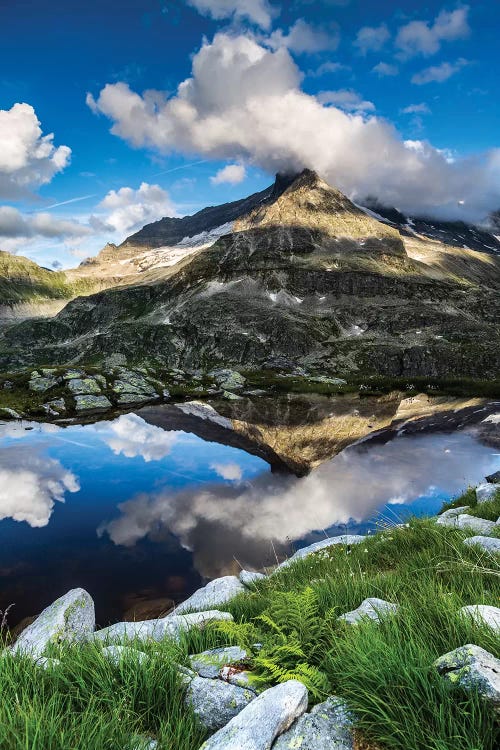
100 414 180 462
0 205 92 240
372 62 398 77
354 24 390 55
396 6 470 59
210 462 244 481
268 19 340 54
186 0 276 29
87 32 500 221
308 61 346 77
401 103 431 115
317 88 375 113
94 182 176 235
211 163 247 184
412 58 468 85
0 444 79 528
0 103 71 199
99 431 496 577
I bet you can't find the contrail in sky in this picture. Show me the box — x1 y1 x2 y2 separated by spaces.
153 159 206 178
38 194 97 210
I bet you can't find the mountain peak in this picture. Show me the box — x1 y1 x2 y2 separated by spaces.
271 168 322 198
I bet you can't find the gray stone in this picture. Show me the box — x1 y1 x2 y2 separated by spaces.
101 645 148 666
476 483 498 504
199 680 308 750
189 646 249 678
175 576 246 614
209 369 246 392
48 398 66 413
11 588 95 658
277 536 367 570
338 598 399 625
437 506 470 521
0 407 21 419
436 514 496 534
222 390 243 401
29 375 57 392
185 675 255 731
274 696 354 750
434 644 500 706
34 657 61 670
240 570 267 588
464 536 500 554
116 392 156 406
63 369 85 380
74 394 112 413
459 605 500 633
94 610 233 644
128 735 158 750
219 666 259 691
67 378 102 395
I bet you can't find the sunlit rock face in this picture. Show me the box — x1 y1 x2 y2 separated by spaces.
1 170 499 379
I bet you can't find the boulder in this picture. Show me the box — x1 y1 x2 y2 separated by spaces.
434 644 500 706
101 645 148 666
11 588 95 658
338 598 399 625
485 470 500 484
94 610 233 644
63 369 85 380
436 514 496 535
189 646 249 678
437 506 470 521
185 675 255 731
476 483 498 504
463 536 500 554
277 536 366 570
240 570 266 588
199 680 308 750
67 377 102 395
175 576 245 614
29 374 57 392
273 696 354 750
219 666 259 691
459 605 500 633
34 657 61 670
0 407 21 419
74 394 112 413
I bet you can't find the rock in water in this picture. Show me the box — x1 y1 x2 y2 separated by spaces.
463 536 500 554
434 644 500 706
277 536 366 570
189 646 249 678
174 576 245 614
274 696 354 750
74 394 112 413
459 605 500 633
185 675 255 731
11 588 95 658
338 598 399 625
199 680 308 750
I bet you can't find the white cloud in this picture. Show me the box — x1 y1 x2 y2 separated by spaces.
0 445 79 528
308 61 346 77
0 103 71 199
186 0 276 29
210 462 243 481
100 414 180 462
412 58 468 85
372 62 399 77
396 6 470 59
95 182 176 235
354 24 390 55
318 88 375 113
268 19 339 54
211 163 247 184
401 103 431 115
87 32 500 222
99 432 494 577
0 205 92 240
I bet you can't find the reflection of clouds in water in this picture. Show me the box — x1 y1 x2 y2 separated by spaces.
0 421 61 440
210 462 243 481
0 445 79 527
98 414 180 462
99 432 498 576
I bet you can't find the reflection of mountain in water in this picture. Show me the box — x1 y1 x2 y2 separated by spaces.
139 392 495 476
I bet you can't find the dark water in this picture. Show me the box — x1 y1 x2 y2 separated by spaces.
0 397 498 629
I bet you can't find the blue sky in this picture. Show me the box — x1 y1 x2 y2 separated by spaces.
0 1 499 268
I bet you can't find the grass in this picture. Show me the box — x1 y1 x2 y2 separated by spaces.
1 509 499 749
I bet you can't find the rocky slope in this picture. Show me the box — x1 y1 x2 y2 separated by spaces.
1 170 499 381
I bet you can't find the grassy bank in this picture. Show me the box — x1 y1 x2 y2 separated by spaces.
1 493 499 749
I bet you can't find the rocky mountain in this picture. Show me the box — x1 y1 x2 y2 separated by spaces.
1 170 499 382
